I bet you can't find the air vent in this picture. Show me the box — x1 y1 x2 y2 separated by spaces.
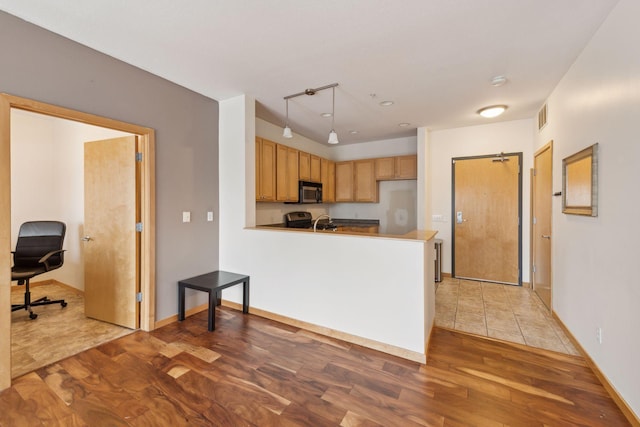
538 103 548 130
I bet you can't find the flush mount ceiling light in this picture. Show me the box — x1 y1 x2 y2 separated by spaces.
477 105 508 118
398 122 410 127
283 83 340 144
379 100 394 106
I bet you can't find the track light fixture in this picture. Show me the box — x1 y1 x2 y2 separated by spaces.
283 83 339 144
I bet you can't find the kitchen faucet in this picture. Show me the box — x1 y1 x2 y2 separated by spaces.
313 214 331 232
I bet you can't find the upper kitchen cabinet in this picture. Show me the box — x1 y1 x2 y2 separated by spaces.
310 154 321 182
321 158 335 203
336 159 378 202
375 155 417 180
395 155 417 179
335 161 354 202
299 151 321 183
354 159 378 202
256 137 276 202
299 151 311 181
276 144 299 202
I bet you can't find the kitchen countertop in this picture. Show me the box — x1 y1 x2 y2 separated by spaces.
252 224 437 241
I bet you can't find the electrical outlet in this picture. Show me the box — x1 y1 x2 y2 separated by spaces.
207 211 214 222
596 327 602 344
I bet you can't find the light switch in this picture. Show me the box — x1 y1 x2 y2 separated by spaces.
182 211 191 223
207 211 214 222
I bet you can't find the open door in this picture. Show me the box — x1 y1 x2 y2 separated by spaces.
452 153 522 285
84 136 139 329
532 142 553 309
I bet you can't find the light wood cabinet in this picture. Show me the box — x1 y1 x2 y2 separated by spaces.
298 151 310 181
255 137 276 201
375 155 417 180
354 159 378 202
335 161 354 202
321 158 335 203
395 155 417 179
375 157 396 180
276 144 299 202
338 225 379 234
310 155 321 182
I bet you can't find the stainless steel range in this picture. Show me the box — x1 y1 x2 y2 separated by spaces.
284 211 337 231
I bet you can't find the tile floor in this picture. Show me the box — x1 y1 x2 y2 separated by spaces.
435 277 580 355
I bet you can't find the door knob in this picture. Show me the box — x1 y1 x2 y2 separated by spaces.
541 235 551 239
81 236 92 241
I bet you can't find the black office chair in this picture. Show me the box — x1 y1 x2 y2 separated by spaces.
11 221 68 319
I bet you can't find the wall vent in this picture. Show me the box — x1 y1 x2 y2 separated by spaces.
538 103 548 130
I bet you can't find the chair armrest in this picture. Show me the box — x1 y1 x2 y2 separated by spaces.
39 249 66 271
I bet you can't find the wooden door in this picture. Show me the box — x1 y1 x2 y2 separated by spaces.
453 154 521 285
532 143 553 309
84 136 139 328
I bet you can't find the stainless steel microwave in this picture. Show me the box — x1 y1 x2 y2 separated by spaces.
295 181 322 204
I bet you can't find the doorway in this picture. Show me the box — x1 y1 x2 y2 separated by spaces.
451 153 522 285
0 94 156 389
531 142 553 309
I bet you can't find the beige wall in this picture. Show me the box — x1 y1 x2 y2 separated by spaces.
534 0 640 415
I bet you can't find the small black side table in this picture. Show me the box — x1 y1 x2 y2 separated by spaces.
178 270 250 331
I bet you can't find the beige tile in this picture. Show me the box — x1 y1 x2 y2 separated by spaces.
485 311 519 332
455 311 486 327
523 334 567 353
455 322 487 336
488 329 526 344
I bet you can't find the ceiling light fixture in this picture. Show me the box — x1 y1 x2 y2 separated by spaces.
477 105 507 118
283 99 293 138
379 100 394 106
283 83 339 144
398 123 410 127
328 86 339 144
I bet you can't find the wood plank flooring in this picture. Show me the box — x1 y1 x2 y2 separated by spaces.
0 305 631 426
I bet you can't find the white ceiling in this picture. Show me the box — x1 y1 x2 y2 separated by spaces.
0 0 619 145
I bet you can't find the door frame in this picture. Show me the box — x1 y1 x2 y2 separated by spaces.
531 141 553 309
0 93 156 390
451 152 523 285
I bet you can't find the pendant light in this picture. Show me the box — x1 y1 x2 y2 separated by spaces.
282 83 339 144
327 86 339 144
283 99 293 138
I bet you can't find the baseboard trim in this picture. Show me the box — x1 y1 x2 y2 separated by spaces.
552 311 640 427
154 302 209 328
157 300 426 364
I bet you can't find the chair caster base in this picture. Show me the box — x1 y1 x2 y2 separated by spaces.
61 301 67 308
29 312 38 320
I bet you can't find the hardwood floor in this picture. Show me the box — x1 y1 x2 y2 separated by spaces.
0 305 631 426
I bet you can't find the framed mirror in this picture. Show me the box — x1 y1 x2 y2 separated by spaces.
562 143 598 216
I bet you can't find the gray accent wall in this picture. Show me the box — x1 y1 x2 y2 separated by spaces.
0 11 219 320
